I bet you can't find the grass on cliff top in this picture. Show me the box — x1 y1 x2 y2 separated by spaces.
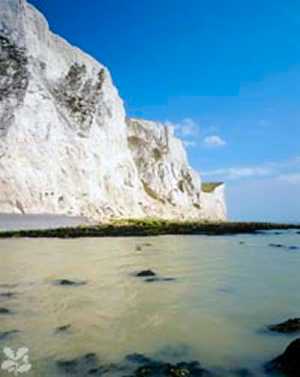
0 218 299 238
202 182 224 193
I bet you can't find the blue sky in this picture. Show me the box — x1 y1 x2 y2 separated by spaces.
31 0 300 222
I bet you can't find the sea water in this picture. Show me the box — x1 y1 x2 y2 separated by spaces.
0 231 299 376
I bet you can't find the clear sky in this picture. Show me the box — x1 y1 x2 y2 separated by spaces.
30 0 300 222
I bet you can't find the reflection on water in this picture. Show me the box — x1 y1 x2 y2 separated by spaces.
0 232 299 376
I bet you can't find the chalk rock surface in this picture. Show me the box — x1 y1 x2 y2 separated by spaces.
0 0 226 221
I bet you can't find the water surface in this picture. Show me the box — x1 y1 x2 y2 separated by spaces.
0 231 299 376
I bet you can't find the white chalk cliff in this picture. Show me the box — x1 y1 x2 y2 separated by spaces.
0 0 227 221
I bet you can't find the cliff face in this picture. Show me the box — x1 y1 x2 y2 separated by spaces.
0 0 227 221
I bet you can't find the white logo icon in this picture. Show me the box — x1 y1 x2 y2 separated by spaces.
1 347 32 375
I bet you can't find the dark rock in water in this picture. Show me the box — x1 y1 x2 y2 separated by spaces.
144 277 176 283
136 245 143 251
55 324 71 333
135 270 176 282
269 243 285 248
134 360 210 377
88 368 101 374
54 279 87 286
268 318 300 334
0 292 16 299
265 338 300 376
0 330 19 341
0 307 13 315
56 353 99 375
288 246 300 251
57 359 79 372
239 241 245 245
84 353 97 361
126 353 153 364
136 270 156 277
144 278 158 283
142 243 153 247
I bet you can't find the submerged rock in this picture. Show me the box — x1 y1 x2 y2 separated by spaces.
87 368 101 374
0 307 13 315
0 330 19 340
126 353 153 364
57 359 78 373
134 270 176 283
269 243 285 248
54 279 87 286
0 292 16 299
56 353 99 375
268 318 300 334
136 270 157 277
265 338 300 376
288 246 300 251
125 353 211 377
144 277 176 283
55 324 72 333
133 360 210 377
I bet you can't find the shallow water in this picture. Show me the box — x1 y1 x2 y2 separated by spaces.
0 231 299 376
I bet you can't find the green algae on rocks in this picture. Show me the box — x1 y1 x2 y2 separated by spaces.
0 219 299 238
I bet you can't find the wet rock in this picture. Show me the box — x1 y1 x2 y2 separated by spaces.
84 353 97 361
54 279 87 286
57 359 78 373
265 338 300 376
136 245 143 251
0 292 16 299
269 243 284 248
0 307 13 315
55 324 72 333
239 241 245 245
144 277 176 283
134 270 176 282
126 354 153 364
88 368 101 374
268 318 300 334
0 330 19 341
56 353 99 375
136 270 156 277
134 360 210 377
288 246 300 251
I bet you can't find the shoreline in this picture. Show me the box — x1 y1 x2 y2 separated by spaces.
0 219 299 238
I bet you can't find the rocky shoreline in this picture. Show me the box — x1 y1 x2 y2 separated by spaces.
0 219 299 238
